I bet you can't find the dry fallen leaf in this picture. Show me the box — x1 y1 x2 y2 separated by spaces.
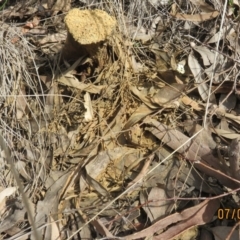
171 10 219 22
58 75 105 94
144 117 240 189
45 215 60 240
151 83 185 107
84 92 94 121
84 171 110 197
130 85 157 109
181 95 203 111
123 104 154 130
34 171 70 239
127 154 154 188
188 52 209 101
219 93 236 111
214 108 240 125
92 219 114 238
16 87 27 120
184 121 216 149
212 226 239 240
193 45 216 66
0 208 26 236
85 147 134 182
50 0 71 13
38 31 67 45
125 199 219 240
131 52 148 73
0 187 17 214
212 128 240 140
189 0 215 12
140 186 172 222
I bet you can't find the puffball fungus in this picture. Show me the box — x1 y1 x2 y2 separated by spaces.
62 8 116 61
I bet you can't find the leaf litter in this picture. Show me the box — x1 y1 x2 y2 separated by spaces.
1 0 240 239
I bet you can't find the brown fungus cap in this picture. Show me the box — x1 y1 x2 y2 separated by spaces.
64 8 116 45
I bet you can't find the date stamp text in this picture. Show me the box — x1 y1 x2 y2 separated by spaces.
217 208 240 220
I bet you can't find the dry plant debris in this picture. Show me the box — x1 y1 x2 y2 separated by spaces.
1 0 240 239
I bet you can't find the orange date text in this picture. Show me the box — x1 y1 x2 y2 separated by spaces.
217 208 240 220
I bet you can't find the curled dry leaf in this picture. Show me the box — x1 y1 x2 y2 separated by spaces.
207 26 228 44
188 52 209 101
193 45 215 66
